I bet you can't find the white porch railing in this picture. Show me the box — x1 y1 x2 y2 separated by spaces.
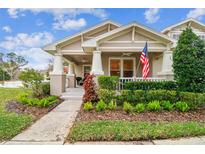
118 77 166 90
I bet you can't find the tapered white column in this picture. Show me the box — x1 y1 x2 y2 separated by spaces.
68 62 75 76
67 62 76 88
51 53 64 75
161 51 173 73
158 50 174 80
50 53 66 96
91 50 104 76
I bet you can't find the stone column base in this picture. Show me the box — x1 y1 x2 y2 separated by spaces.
50 74 66 96
157 72 174 80
67 75 76 88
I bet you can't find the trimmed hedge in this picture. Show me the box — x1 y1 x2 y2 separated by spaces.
98 76 119 90
98 89 116 104
98 89 205 109
124 80 178 91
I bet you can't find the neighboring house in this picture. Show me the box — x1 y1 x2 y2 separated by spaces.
43 18 205 96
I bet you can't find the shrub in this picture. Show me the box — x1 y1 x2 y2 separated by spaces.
104 89 205 109
98 76 119 90
83 74 99 103
147 101 161 111
19 68 44 98
124 80 177 91
161 100 174 111
18 94 58 107
83 102 93 111
96 100 107 112
173 28 205 93
123 102 133 113
179 92 205 109
98 89 116 104
38 96 58 107
107 100 117 110
42 82 50 96
134 103 145 113
175 101 190 112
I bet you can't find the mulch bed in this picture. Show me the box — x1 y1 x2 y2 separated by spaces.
76 107 205 123
6 99 64 119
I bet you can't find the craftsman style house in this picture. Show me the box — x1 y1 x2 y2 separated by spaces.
43 18 205 95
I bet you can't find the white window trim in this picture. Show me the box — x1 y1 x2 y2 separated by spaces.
108 57 136 77
82 64 92 77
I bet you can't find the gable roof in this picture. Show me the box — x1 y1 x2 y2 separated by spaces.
162 18 205 34
43 20 121 52
82 21 174 48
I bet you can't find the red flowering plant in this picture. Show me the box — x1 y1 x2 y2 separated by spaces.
82 74 99 103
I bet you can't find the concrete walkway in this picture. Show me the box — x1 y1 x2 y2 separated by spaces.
4 88 84 145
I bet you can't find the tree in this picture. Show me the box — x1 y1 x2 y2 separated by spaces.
0 52 28 80
173 28 205 93
0 68 11 81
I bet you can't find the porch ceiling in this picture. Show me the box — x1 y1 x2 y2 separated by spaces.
63 54 92 65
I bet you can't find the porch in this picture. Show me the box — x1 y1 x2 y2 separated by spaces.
49 50 172 96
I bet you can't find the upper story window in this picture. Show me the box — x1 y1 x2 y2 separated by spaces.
172 34 180 40
198 34 205 40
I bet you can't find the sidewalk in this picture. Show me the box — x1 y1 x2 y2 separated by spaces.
4 88 83 145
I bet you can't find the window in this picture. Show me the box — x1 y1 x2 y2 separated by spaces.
110 59 121 76
123 59 134 77
83 65 91 77
199 35 205 40
172 34 180 40
109 58 135 77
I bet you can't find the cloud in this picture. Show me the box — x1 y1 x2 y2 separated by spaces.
7 8 108 20
36 19 44 26
0 32 54 50
7 8 108 31
16 48 53 70
186 8 205 20
2 25 12 33
144 8 160 24
0 32 54 70
53 18 86 31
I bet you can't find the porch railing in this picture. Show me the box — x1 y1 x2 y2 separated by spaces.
118 77 166 90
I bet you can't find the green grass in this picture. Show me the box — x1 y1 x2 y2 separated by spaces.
0 88 33 141
68 120 205 142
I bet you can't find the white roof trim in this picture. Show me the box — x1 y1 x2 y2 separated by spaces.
161 18 205 33
43 20 121 51
82 22 174 48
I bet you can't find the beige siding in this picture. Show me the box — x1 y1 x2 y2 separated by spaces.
62 39 82 50
74 64 83 77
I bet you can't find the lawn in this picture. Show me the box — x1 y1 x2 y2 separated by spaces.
68 120 205 142
0 88 33 142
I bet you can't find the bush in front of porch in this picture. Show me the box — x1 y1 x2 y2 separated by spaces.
98 89 205 110
98 76 119 90
124 80 177 91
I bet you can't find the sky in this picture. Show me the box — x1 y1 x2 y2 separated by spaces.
0 8 205 70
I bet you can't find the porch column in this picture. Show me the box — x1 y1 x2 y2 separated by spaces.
158 50 174 80
91 50 104 76
67 62 76 88
50 53 66 96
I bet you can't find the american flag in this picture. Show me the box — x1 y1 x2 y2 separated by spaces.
140 42 150 79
